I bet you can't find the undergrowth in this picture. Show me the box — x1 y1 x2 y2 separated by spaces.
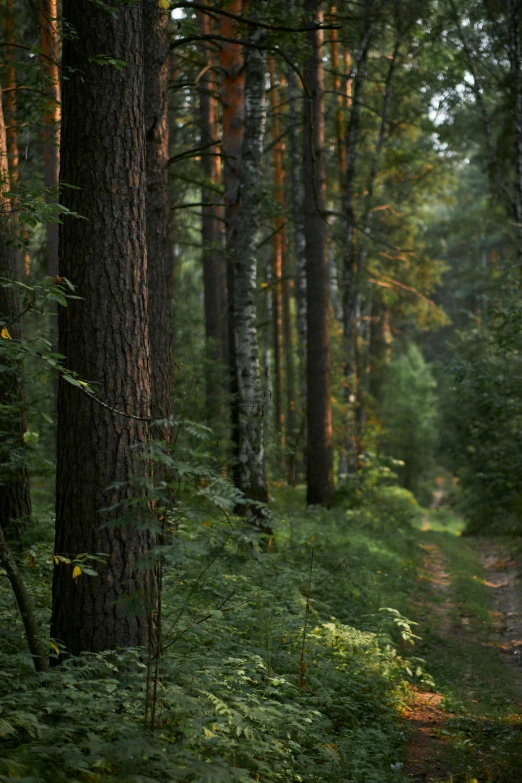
0 480 429 783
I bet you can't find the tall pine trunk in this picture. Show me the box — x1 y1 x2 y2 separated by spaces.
303 0 333 506
144 0 173 437
0 84 31 541
287 60 307 470
5 0 18 190
234 22 269 512
198 7 227 412
268 58 285 465
340 27 372 471
39 0 61 278
220 1 245 486
52 1 156 655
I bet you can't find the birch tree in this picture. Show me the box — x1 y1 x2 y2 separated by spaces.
234 19 269 512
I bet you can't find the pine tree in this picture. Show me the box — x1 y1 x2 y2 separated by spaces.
303 0 333 505
52 0 156 655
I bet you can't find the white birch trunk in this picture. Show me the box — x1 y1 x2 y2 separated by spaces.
234 25 269 509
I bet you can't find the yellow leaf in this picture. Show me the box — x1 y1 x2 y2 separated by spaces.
77 380 89 387
158 0 170 7
53 555 59 565
72 565 82 581
49 640 60 654
1 327 12 340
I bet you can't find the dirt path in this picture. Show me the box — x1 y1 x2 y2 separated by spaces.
403 537 522 783
478 542 522 701
403 542 455 782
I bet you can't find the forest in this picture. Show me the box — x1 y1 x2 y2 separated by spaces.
2 0 522 781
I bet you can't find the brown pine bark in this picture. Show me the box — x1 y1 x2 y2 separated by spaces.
5 0 18 189
303 0 333 506
144 0 173 436
52 1 156 655
39 0 61 278
219 0 245 485
198 7 227 412
329 5 346 192
0 83 31 541
268 58 285 463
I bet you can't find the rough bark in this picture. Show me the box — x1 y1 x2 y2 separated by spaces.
39 0 61 278
52 1 156 655
0 83 31 541
268 58 285 463
234 23 269 510
144 0 174 436
219 0 245 486
197 7 227 411
0 526 48 671
303 0 333 506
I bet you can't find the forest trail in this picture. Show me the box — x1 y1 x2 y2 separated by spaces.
404 531 522 783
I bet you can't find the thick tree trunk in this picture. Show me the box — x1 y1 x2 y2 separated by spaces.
268 58 285 464
197 8 227 412
219 0 245 486
234 22 269 511
39 0 61 278
52 1 156 655
303 0 333 506
0 85 31 541
144 0 173 436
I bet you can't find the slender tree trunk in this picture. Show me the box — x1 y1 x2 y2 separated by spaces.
0 526 48 671
197 8 227 412
220 0 245 486
303 0 333 506
340 26 372 471
144 0 173 437
508 0 522 266
52 1 156 655
234 21 269 512
287 60 307 454
353 31 401 452
39 0 61 279
0 84 31 541
268 58 285 465
329 5 346 192
5 0 18 190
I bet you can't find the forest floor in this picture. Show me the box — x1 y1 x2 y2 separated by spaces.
404 511 522 783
